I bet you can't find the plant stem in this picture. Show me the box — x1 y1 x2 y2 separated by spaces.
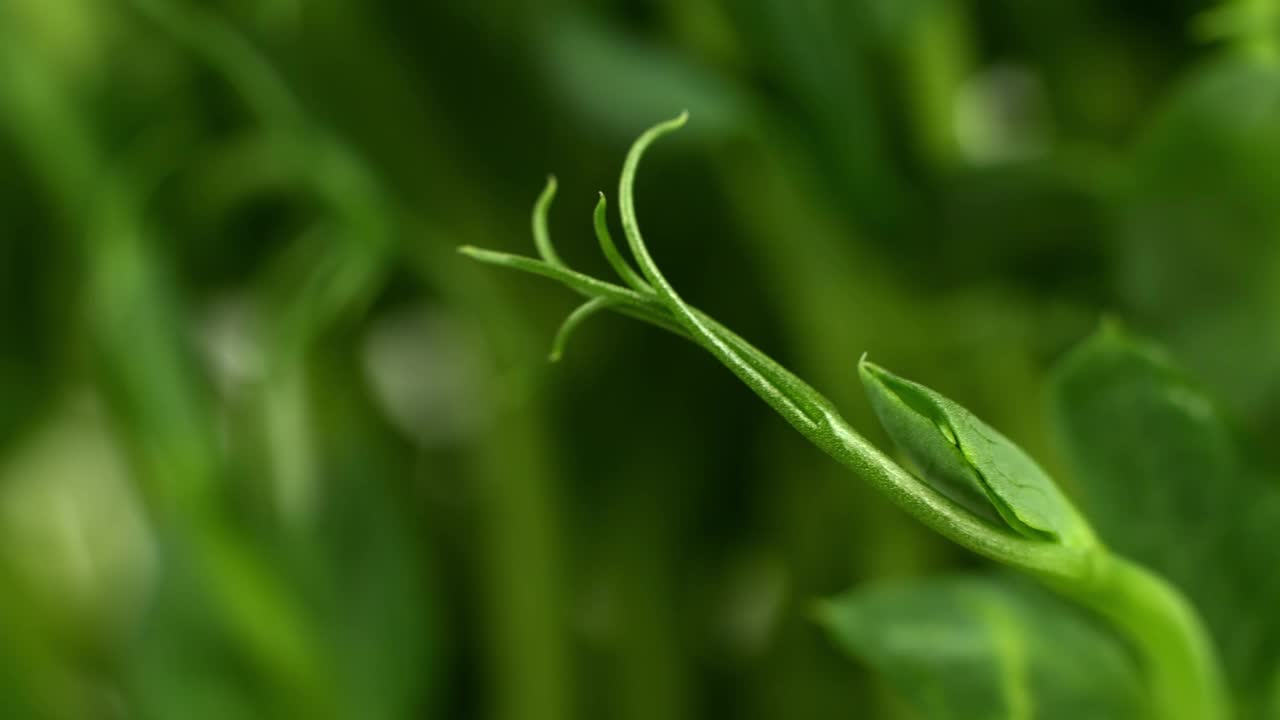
465 114 1233 720
1059 552 1229 720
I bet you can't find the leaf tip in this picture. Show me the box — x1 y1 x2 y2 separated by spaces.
645 112 691 140
533 174 566 267
857 355 890 387
535 174 559 215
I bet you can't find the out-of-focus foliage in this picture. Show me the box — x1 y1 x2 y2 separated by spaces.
1053 327 1280 718
819 575 1150 720
0 0 1277 718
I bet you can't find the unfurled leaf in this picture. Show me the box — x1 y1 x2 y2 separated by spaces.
817 575 1148 720
859 359 1094 547
1051 325 1280 713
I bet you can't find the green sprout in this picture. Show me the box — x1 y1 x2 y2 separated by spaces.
461 115 1228 720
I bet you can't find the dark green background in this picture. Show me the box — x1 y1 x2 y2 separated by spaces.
1 1 1278 717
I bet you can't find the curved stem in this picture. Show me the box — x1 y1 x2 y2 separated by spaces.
612 114 1089 581
1058 553 1229 720
457 252 1086 581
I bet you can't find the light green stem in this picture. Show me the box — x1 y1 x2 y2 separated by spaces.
1059 553 1229 720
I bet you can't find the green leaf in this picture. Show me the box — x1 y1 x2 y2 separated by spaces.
859 359 1094 548
540 15 748 138
817 575 1149 720
1119 59 1280 430
1050 324 1280 712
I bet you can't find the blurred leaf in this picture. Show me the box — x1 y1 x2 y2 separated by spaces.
818 574 1147 720
1050 325 1280 712
718 0 914 236
128 559 276 720
938 161 1110 300
540 15 749 138
1119 59 1280 428
303 347 437 720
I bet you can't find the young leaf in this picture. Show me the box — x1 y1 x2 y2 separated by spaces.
817 575 1149 720
1051 324 1280 711
859 358 1094 548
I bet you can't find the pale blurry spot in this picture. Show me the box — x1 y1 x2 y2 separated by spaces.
955 65 1054 165
0 393 157 636
362 304 491 448
198 295 266 396
5 0 108 79
1166 386 1218 425
879 618 986 659
542 15 747 139
199 296 317 525
715 550 787 659
263 371 317 526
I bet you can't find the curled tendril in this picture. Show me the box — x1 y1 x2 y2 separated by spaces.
549 297 616 362
593 193 651 294
532 175 564 268
458 112 832 427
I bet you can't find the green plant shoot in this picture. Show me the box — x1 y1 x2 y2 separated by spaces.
461 115 1229 720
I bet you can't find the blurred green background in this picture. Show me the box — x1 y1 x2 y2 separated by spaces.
1 0 1278 718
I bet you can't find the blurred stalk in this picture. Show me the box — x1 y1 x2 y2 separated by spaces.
278 2 578 716
599 457 692 720
720 0 915 238
899 0 975 173
408 227 573 720
0 565 76 717
715 138 934 720
88 185 338 719
0 22 117 716
0 24 334 717
475 398 571 720
124 0 394 530
262 4 579 714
